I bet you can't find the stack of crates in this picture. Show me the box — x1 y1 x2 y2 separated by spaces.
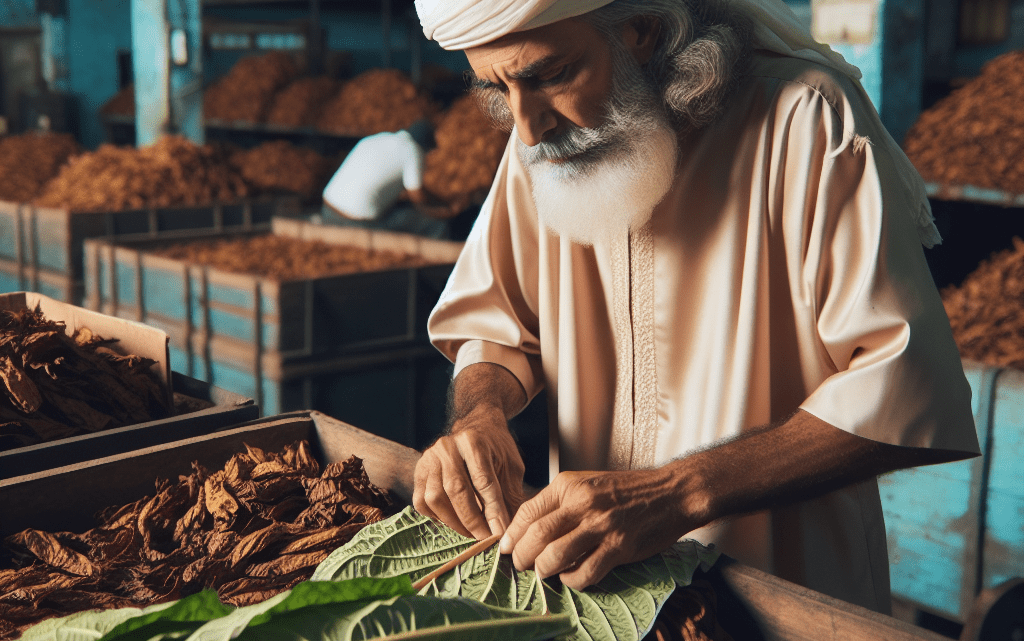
0 196 302 305
84 217 463 448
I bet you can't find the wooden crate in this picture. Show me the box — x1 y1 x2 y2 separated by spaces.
0 196 301 304
880 359 1024 621
0 291 259 479
0 411 420 538
84 218 462 359
154 315 453 448
708 557 953 641
0 371 257 480
0 255 79 302
0 410 955 641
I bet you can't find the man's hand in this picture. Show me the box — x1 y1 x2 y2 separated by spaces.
413 362 529 540
498 467 700 590
414 405 525 540
498 410 976 590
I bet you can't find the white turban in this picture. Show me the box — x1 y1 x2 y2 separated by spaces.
415 0 941 247
415 0 860 77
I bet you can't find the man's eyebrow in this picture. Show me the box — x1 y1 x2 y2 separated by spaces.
465 54 563 89
508 55 561 81
466 70 499 91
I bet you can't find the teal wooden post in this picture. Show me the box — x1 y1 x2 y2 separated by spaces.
811 0 925 145
132 0 203 146
167 0 204 145
132 0 170 147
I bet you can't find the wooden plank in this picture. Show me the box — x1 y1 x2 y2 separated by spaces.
0 372 256 480
0 413 317 536
712 557 953 641
0 200 21 262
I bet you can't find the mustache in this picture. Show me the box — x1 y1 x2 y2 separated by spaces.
518 122 621 171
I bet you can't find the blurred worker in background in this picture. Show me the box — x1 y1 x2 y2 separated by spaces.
411 0 981 615
322 119 454 238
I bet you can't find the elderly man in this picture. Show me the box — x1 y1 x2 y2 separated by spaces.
412 0 980 612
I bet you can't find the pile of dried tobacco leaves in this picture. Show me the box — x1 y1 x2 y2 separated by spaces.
0 441 393 639
942 236 1024 369
0 307 170 452
148 235 429 281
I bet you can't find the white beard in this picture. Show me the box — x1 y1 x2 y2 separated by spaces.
521 123 679 246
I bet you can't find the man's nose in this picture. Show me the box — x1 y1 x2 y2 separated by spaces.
509 89 557 147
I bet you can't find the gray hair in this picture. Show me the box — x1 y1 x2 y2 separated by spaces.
473 0 752 133
584 0 752 130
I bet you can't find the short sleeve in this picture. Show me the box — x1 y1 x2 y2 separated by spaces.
427 137 545 402
786 75 979 455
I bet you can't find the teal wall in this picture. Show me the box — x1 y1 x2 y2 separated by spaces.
1 0 130 149
0 0 37 27
954 0 1024 76
202 3 467 80
66 0 131 149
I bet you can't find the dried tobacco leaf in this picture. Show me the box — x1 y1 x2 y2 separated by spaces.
0 357 42 414
0 307 172 453
148 235 430 282
904 50 1024 194
6 531 98 577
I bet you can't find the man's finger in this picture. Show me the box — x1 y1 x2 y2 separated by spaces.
442 463 492 539
528 519 602 579
460 441 511 536
421 469 476 539
501 487 559 554
413 457 441 522
558 542 622 591
501 488 562 556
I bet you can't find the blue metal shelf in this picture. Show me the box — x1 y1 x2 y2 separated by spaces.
926 182 1024 208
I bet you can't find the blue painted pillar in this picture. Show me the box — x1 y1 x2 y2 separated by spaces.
132 0 203 146
40 12 71 93
811 0 925 145
132 0 170 146
167 0 204 144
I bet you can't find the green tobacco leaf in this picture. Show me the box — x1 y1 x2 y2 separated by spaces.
97 590 233 641
182 577 413 641
19 602 179 641
249 576 416 626
311 507 719 641
312 508 476 585
234 594 574 641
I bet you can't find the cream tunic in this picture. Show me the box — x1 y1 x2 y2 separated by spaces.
428 52 980 611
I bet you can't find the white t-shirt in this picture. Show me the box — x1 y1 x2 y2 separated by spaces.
323 130 425 220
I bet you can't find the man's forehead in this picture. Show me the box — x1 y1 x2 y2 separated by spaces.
464 18 592 78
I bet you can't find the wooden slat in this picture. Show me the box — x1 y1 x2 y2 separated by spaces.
712 557 953 641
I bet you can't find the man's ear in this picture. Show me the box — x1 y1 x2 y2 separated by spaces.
622 16 662 65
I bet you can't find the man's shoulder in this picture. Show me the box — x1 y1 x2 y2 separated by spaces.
742 51 861 123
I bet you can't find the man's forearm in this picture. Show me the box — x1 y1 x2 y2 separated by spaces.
667 410 974 528
447 362 528 431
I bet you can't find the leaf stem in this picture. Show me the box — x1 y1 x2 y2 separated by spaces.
412 534 502 591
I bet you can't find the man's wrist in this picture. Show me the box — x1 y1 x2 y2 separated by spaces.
664 454 718 531
448 402 508 436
